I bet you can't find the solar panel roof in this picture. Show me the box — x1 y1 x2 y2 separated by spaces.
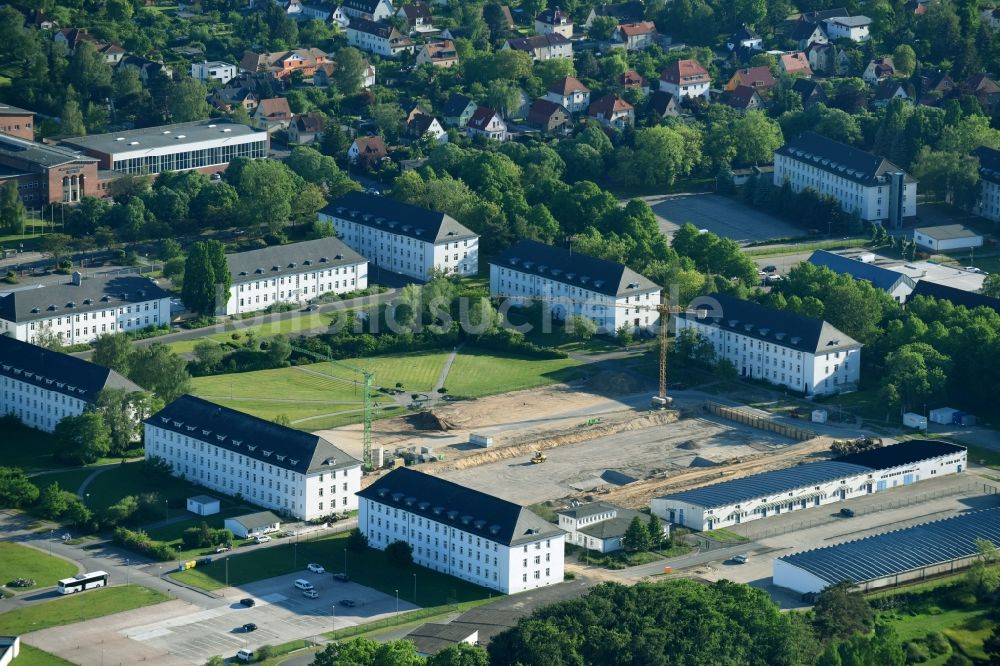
661 461 871 509
778 508 1000 586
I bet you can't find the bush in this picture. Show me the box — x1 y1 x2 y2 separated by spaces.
386 540 413 567
2 271 18 284
904 641 930 663
347 527 369 553
925 632 950 657
113 527 174 560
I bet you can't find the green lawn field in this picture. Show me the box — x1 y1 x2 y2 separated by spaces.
14 645 77 666
0 543 78 592
170 531 492 609
189 352 449 426
29 468 97 497
445 349 585 398
0 420 67 472
0 586 170 635
83 461 201 514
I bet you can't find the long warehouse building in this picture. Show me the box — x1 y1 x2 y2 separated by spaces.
773 507 1000 594
651 440 966 531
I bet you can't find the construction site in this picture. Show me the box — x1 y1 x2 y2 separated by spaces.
316 367 854 511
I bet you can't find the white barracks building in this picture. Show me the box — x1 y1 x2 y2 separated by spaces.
358 468 565 594
145 395 361 521
0 273 171 345
774 131 917 226
224 237 368 316
677 293 860 396
319 192 479 281
653 440 966 531
0 335 141 432
490 240 661 334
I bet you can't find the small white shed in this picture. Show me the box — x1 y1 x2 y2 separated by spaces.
225 511 281 539
186 495 221 516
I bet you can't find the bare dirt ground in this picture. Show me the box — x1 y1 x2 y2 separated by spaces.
315 376 658 465
438 416 797 506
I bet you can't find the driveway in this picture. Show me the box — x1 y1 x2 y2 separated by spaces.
641 193 803 245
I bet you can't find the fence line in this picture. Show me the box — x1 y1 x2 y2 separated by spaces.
703 402 816 441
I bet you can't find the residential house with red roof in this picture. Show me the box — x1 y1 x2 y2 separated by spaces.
348 135 388 168
862 56 894 84
288 111 327 144
721 85 765 113
239 48 330 80
724 66 776 93
416 40 459 67
619 70 649 94
779 51 813 78
252 97 293 132
659 59 710 100
614 21 657 51
588 94 634 129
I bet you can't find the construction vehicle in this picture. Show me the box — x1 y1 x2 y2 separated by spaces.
831 436 883 456
530 451 547 464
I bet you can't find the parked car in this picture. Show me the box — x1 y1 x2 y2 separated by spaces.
307 563 326 574
339 599 356 607
732 554 749 564
840 507 855 518
240 598 256 607
763 265 777 273
303 589 320 599
294 579 314 591
215 545 231 553
242 623 258 632
236 648 254 662
333 573 350 582
254 535 271 544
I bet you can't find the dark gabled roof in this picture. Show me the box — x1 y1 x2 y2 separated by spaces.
342 0 386 14
649 90 678 116
578 511 645 540
800 7 848 21
792 78 827 102
777 507 1000 587
835 440 965 470
229 511 282 530
555 501 620 520
406 623 479 655
491 240 660 298
909 280 1000 314
358 467 564 547
442 93 475 117
147 395 361 475
915 224 981 240
348 17 400 38
0 275 171 323
322 191 478 243
294 111 326 133
775 131 914 186
681 293 861 354
505 33 571 51
467 106 503 130
0 335 140 402
588 94 633 117
972 145 1000 184
226 237 366 284
874 79 909 101
536 6 570 24
0 133 97 169
526 99 569 127
594 1 644 22
731 66 777 89
825 14 871 27
721 85 761 110
808 250 915 293
730 23 760 42
660 440 964 509
790 20 823 40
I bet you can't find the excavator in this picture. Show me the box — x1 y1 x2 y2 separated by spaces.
530 451 547 464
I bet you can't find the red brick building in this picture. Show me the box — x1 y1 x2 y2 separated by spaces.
0 103 35 141
0 133 108 208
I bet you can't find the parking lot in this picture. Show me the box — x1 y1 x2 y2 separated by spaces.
668 470 1000 607
24 571 415 665
646 193 803 244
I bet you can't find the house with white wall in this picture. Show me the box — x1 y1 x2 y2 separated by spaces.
490 239 661 334
823 15 871 41
224 237 368 316
357 467 565 594
347 18 415 57
676 293 861 396
543 76 590 113
773 131 917 225
0 274 171 346
319 191 479 281
556 502 667 553
145 395 361 521
190 61 238 84
0 335 141 433
659 59 711 100
972 145 1000 223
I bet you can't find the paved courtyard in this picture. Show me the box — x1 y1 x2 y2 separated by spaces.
646 193 803 244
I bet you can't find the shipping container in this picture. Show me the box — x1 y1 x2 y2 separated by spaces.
929 407 958 424
902 412 927 430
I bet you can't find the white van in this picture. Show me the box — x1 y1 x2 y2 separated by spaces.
236 648 254 662
293 579 314 591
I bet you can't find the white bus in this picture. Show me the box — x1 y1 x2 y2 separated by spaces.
57 571 109 594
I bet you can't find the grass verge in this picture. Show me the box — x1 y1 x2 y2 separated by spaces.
743 238 866 257
445 349 585 398
0 543 78 592
0 420 66 472
0 586 170 635
14 645 77 666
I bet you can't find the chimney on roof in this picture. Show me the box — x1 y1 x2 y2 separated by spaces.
71 271 82 286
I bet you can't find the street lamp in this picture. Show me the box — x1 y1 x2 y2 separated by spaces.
126 558 130 586
164 500 169 520
85 493 91 507
395 589 399 618
331 604 336 635
412 573 416 604
49 530 54 555
344 550 348 577
226 556 230 587
176 544 182 569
